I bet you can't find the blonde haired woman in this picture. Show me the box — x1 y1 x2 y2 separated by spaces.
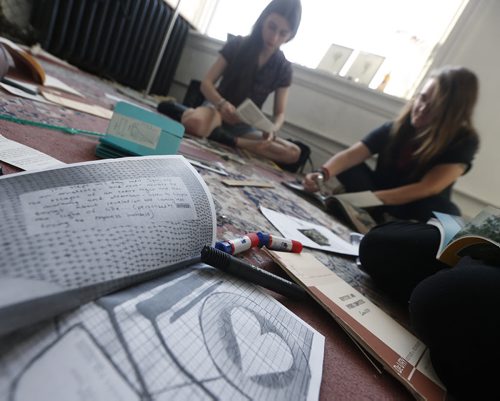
303 66 480 221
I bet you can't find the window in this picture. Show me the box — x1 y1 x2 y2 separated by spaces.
199 0 469 99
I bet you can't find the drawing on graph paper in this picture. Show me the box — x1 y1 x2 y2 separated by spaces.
4 267 320 401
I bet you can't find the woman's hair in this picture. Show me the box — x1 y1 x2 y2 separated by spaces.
250 0 302 44
221 0 302 105
390 66 479 171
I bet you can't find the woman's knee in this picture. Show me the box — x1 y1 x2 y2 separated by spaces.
281 142 301 164
181 108 217 137
358 221 446 301
182 114 206 137
256 139 300 164
409 258 500 400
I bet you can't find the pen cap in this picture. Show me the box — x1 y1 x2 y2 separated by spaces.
215 240 232 254
268 235 303 253
256 232 271 247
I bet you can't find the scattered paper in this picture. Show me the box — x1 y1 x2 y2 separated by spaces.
44 75 83 97
0 82 51 104
186 158 229 176
2 76 83 98
105 93 146 109
222 179 274 188
260 206 358 256
0 135 65 171
42 90 113 119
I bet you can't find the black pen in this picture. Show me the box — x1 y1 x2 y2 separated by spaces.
200 245 308 300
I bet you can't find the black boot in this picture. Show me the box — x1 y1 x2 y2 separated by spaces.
157 101 188 122
208 126 236 147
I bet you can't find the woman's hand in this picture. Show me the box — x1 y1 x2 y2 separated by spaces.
262 131 276 141
302 172 323 192
218 101 240 125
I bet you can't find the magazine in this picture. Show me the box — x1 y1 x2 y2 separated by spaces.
0 156 325 401
430 206 500 266
282 181 379 234
268 250 447 401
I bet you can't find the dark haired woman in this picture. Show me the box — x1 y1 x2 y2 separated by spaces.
303 66 480 222
179 0 303 165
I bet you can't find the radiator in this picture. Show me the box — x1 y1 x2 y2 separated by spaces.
31 0 189 95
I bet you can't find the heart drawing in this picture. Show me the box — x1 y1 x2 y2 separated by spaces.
231 307 294 377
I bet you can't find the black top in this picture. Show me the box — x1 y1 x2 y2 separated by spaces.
217 36 293 109
362 122 479 201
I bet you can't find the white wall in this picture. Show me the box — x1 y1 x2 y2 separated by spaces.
169 0 499 217
425 0 500 216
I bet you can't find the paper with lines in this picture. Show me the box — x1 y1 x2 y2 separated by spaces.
0 156 215 336
0 265 324 401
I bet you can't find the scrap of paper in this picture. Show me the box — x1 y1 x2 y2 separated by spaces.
0 135 65 171
222 179 274 188
0 82 51 104
42 90 113 119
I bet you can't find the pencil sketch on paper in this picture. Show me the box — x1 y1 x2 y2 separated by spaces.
1 266 324 401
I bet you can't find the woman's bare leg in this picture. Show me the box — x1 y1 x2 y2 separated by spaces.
235 137 301 164
181 106 222 138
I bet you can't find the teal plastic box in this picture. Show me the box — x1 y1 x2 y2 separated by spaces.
96 101 184 158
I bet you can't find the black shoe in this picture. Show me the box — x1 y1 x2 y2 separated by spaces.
157 101 188 122
208 127 236 147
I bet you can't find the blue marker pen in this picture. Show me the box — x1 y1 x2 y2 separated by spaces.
215 232 260 255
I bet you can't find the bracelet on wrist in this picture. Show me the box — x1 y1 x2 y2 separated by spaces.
320 166 330 181
314 167 330 181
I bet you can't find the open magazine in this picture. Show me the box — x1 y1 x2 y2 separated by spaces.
0 156 324 401
282 181 380 234
236 98 275 133
268 250 447 401
429 206 500 266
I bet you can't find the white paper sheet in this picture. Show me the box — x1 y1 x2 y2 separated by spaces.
0 156 216 336
44 75 84 97
0 135 65 171
0 266 325 401
0 82 52 104
260 206 358 256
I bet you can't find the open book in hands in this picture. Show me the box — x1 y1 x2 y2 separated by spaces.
236 98 275 133
282 181 381 234
429 206 500 266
